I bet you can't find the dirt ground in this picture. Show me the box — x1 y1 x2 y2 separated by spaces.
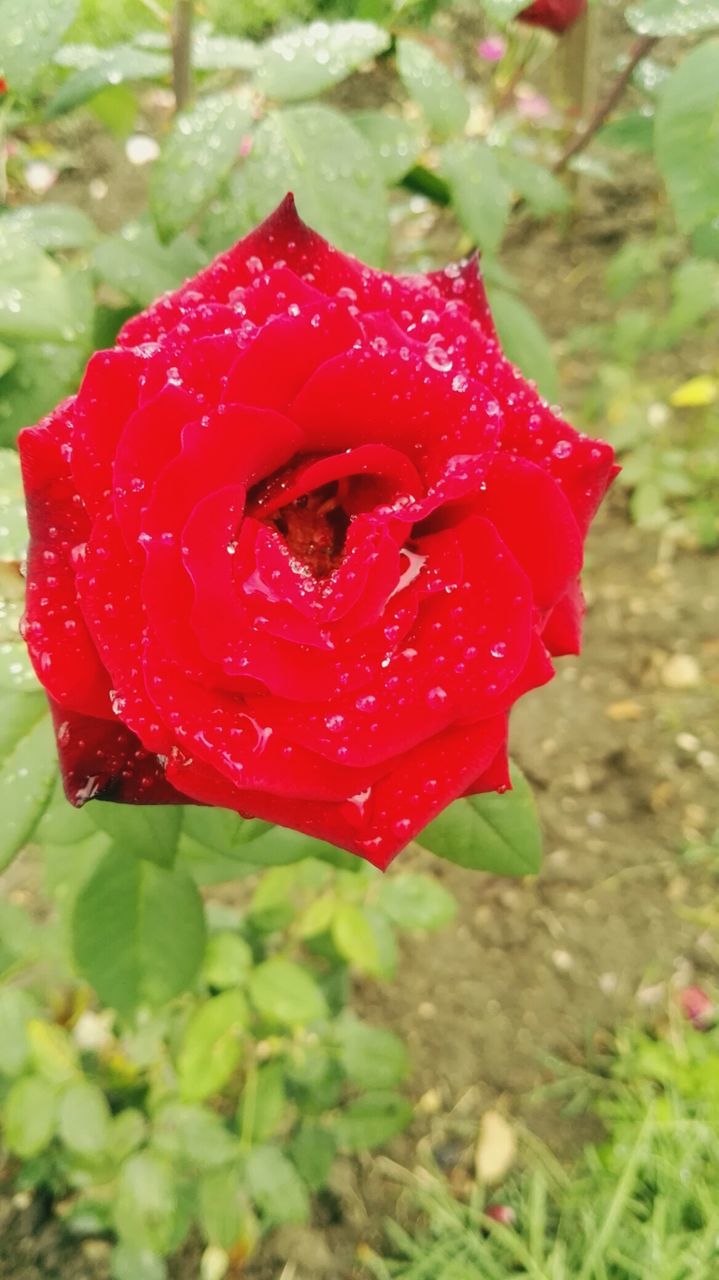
2 18 719 1280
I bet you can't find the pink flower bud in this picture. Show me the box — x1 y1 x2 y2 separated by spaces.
679 985 714 1030
478 37 507 63
485 1203 516 1227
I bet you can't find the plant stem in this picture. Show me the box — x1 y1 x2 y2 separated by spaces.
172 0 194 113
554 33 659 173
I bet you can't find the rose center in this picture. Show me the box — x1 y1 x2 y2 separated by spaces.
269 480 351 578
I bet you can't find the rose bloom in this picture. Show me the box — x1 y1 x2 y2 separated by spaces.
20 195 615 867
517 0 586 35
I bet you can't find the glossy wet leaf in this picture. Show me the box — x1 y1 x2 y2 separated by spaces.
48 43 170 116
58 1079 111 1155
151 93 253 243
193 29 259 71
336 1014 409 1090
334 1090 412 1151
0 341 86 444
441 140 512 253
655 41 719 234
378 873 456 931
0 448 27 563
245 105 388 265
0 698 57 873
396 38 469 138
420 762 542 876
72 848 206 1017
0 0 79 93
246 1145 310 1225
627 0 719 36
351 111 423 184
177 991 249 1101
92 221 205 307
487 286 558 400
0 204 97 253
249 956 328 1027
3 1075 58 1156
0 225 88 344
87 805 182 868
255 20 390 102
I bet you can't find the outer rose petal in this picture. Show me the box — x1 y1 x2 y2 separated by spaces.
542 577 585 656
423 255 498 339
49 700 182 806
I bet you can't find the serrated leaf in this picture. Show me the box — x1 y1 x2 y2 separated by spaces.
249 957 327 1027
336 1014 409 1090
0 0 79 93
351 111 423 184
627 0 719 36
0 699 57 872
245 104 388 265
420 763 542 875
246 1145 310 1225
255 20 390 102
87 805 182 868
48 44 170 116
92 220 205 307
378 873 457 932
655 41 719 234
177 991 249 1101
442 139 512 253
151 93 253 242
72 848 206 1017
396 38 469 138
487 286 558 400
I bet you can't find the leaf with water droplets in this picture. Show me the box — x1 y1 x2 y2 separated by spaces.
151 93 254 243
655 40 719 234
0 224 87 344
0 696 57 873
441 139 512 253
245 104 388 265
92 219 206 307
396 38 470 138
73 847 206 1018
0 448 27 564
0 204 98 253
419 763 542 876
487 286 558 400
0 341 86 447
47 43 170 116
627 0 719 36
254 20 390 102
0 0 79 93
192 28 259 71
351 111 423 185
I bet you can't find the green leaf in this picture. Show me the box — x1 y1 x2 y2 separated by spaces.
351 111 423 185
396 38 469 138
288 1123 336 1191
92 221 206 308
0 987 37 1076
72 848 206 1017
0 204 97 253
202 932 253 989
334 1090 412 1152
336 1014 409 1090
0 341 86 445
110 1245 166 1280
0 699 57 873
114 1152 177 1255
498 152 570 216
58 1079 111 1156
152 1101 239 1169
598 111 654 153
245 105 388 265
182 806 273 856
0 344 16 380
193 29 259 71
87 805 182 868
480 0 528 18
377 873 456 931
27 1018 78 1083
0 224 89 344
331 902 383 974
0 447 27 562
486 287 558 400
3 1075 58 1156
255 20 390 102
48 44 170 116
151 93 253 243
0 0 79 93
246 1145 310 1225
199 1167 255 1251
441 140 512 253
177 991 249 1102
655 40 719 234
249 957 328 1027
627 0 719 36
420 762 542 875
237 1062 287 1144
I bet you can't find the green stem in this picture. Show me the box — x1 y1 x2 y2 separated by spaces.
172 0 194 113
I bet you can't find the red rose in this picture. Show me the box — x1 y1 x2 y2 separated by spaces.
0 78 8 95
20 195 615 867
517 0 586 35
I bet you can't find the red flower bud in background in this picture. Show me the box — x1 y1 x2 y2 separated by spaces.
679 985 715 1030
485 1203 517 1227
0 77 8 95
517 0 587 35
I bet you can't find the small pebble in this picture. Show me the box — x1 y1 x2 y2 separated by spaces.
661 653 701 689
